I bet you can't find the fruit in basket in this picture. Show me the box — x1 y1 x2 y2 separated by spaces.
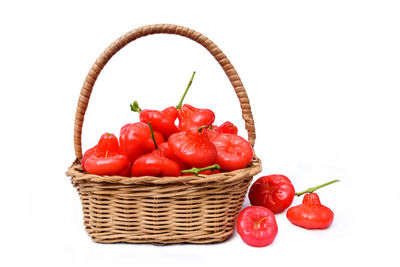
210 125 218 131
81 71 256 177
85 155 130 176
178 104 215 131
97 132 120 153
153 142 190 170
206 127 219 140
214 121 238 134
119 122 164 163
211 133 253 171
118 165 132 177
131 153 181 177
176 70 215 132
236 206 278 247
81 145 97 172
131 101 179 139
83 133 130 176
168 125 217 168
249 175 295 214
130 72 196 139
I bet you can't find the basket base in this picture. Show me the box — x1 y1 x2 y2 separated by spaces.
88 230 234 245
67 158 262 245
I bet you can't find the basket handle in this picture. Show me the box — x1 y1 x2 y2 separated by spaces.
74 24 256 159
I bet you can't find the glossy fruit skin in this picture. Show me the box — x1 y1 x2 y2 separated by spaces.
83 133 130 176
215 121 238 134
130 153 181 177
97 132 120 155
119 122 165 163
178 104 215 131
236 206 278 247
81 145 97 172
161 106 179 121
139 106 179 139
211 133 253 171
118 164 132 177
85 155 130 176
286 193 334 229
153 142 190 170
210 125 218 131
206 128 219 140
249 175 295 214
168 128 217 168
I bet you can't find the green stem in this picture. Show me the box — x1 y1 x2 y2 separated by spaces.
295 179 340 197
148 122 158 149
176 71 196 109
181 164 220 176
130 100 142 113
198 125 208 132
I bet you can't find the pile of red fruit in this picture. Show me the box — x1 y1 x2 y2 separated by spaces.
236 175 339 247
81 72 254 177
80 72 339 248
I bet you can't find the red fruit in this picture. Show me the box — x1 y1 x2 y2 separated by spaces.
206 128 219 140
212 134 253 171
97 132 120 155
249 175 295 214
119 122 164 163
130 153 181 177
85 155 130 176
286 193 334 229
131 71 196 138
215 121 238 134
168 127 217 168
81 145 97 172
118 164 132 177
152 142 190 170
160 106 179 121
236 206 278 247
139 106 179 139
178 104 215 131
83 133 130 176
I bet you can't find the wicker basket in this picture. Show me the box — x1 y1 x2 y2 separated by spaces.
66 24 262 245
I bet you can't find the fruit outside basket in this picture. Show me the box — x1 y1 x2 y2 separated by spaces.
66 24 262 245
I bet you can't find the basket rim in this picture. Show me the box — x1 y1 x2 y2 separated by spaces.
66 157 261 186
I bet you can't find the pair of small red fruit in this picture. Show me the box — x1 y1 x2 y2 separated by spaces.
236 175 339 247
81 72 254 177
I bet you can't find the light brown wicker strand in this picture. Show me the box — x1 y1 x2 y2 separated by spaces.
73 23 255 159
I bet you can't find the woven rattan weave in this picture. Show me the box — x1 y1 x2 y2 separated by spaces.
66 24 262 244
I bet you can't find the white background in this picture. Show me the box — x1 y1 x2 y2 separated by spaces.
1 1 399 266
